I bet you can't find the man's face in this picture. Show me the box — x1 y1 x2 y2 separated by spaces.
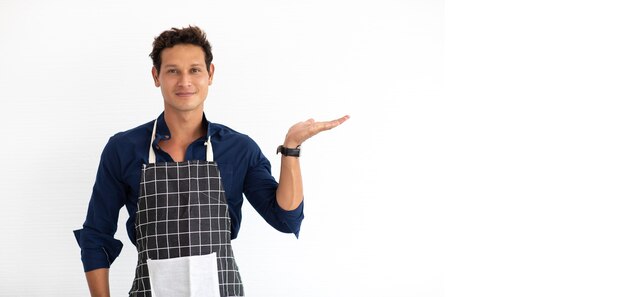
152 44 214 114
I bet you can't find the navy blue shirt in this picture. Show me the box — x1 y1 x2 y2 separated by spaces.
74 112 304 272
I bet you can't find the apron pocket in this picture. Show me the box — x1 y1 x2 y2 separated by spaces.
147 253 220 297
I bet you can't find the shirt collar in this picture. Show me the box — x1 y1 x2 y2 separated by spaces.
154 111 213 141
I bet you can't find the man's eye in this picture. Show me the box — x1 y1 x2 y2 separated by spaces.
167 69 177 74
191 68 201 73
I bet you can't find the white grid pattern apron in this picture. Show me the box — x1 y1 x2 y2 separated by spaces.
129 120 244 296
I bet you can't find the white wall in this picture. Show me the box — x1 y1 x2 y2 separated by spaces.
0 0 624 297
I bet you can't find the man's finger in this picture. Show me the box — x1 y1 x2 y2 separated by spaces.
329 115 350 128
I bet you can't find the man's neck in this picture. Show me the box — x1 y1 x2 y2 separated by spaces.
163 108 205 143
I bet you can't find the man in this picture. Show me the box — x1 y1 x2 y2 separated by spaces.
74 25 348 297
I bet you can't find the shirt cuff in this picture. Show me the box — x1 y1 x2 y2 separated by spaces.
275 201 304 238
74 228 123 272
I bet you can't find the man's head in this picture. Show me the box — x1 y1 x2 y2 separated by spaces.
150 25 213 75
150 26 215 114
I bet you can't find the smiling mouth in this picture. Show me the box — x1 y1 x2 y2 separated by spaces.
175 92 196 97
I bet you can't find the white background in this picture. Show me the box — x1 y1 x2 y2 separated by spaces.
0 0 624 296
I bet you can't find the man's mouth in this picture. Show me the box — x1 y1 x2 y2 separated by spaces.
175 91 196 97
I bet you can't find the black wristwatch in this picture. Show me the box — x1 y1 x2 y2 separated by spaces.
276 145 301 157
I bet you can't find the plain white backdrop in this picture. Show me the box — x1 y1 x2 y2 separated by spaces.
0 0 625 297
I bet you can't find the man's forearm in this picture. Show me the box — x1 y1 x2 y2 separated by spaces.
276 152 304 211
85 268 110 297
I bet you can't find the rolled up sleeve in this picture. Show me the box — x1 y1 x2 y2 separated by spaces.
74 136 127 272
73 227 123 272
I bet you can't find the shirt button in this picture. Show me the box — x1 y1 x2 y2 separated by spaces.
164 135 170 139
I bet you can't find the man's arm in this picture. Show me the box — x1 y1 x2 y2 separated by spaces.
275 115 349 210
85 268 110 297
74 135 127 295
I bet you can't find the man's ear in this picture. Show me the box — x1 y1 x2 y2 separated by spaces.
151 66 160 87
208 63 215 86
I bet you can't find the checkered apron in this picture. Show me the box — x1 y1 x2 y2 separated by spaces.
129 120 244 296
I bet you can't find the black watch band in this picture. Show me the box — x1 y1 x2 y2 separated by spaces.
276 145 301 157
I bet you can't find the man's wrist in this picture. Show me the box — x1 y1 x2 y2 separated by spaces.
282 139 300 148
277 145 301 157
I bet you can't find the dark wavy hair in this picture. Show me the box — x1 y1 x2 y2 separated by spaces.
149 25 213 74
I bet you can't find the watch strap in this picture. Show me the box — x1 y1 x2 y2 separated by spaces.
276 145 301 157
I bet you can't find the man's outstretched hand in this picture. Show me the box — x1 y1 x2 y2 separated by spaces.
283 115 350 147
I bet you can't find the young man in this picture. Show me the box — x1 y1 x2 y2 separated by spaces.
74 26 348 297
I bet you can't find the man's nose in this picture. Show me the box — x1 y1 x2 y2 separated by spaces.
177 73 192 86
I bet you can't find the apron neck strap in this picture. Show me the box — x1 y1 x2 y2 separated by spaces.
205 135 214 162
148 119 213 163
148 120 158 164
